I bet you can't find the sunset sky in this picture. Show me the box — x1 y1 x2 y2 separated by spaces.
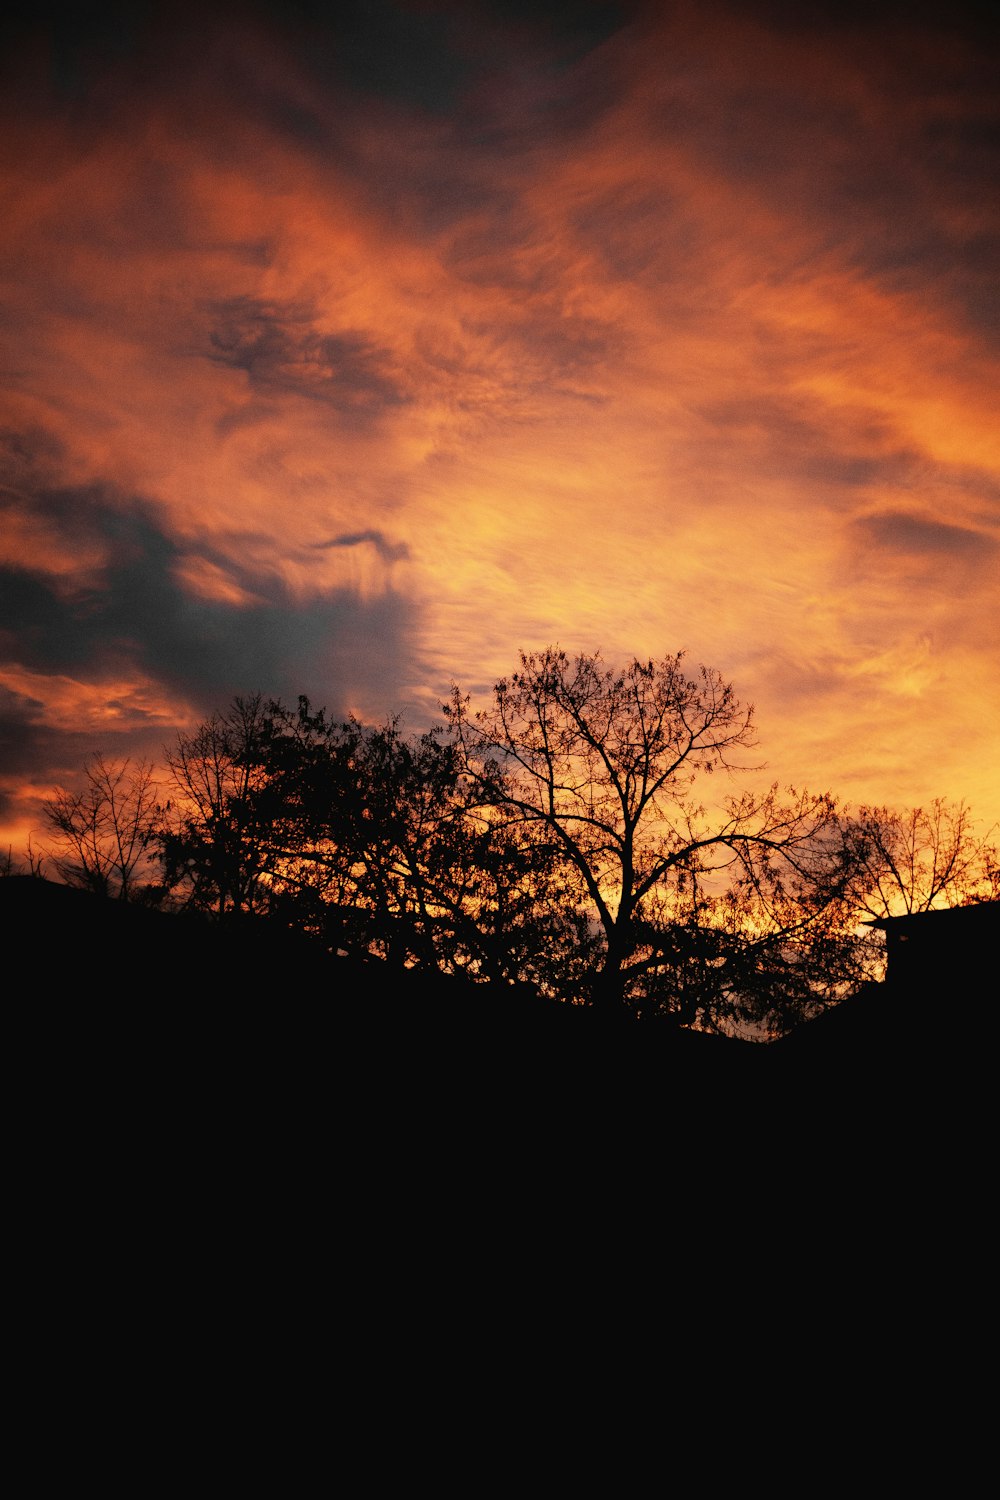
2 0 998 853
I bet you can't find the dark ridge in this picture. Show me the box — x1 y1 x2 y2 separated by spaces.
6 878 992 1133
2 875 762 1051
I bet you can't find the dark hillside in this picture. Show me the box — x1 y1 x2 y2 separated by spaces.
3 876 763 1069
7 878 984 1103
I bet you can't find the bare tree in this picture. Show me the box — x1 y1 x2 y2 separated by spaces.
446 648 842 1018
1 839 46 879
42 754 160 900
160 694 280 917
838 798 999 918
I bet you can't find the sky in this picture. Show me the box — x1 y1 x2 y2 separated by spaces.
1 0 998 853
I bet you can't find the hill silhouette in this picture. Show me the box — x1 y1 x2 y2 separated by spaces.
8 875 989 1081
3 874 766 1055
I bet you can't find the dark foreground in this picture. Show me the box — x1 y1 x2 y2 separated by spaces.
3 876 970 1090
8 865 987 1401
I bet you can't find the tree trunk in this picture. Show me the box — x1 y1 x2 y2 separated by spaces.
591 934 632 1019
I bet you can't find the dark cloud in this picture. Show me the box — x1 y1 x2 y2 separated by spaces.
627 3 1000 350
0 469 420 719
311 531 410 564
0 685 147 825
0 684 47 786
741 0 996 35
853 510 997 563
693 395 916 491
285 0 468 114
264 0 631 112
0 2 155 103
0 565 97 677
208 298 408 419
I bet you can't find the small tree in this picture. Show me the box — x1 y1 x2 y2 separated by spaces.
1 840 46 879
160 694 283 917
648 850 880 1035
42 754 160 900
838 798 999 918
446 648 845 1020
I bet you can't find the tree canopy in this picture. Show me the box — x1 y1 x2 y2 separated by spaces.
25 647 998 1035
41 753 160 901
445 648 860 1027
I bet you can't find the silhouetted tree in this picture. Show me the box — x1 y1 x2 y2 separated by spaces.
430 817 602 998
837 798 999 918
160 695 283 917
446 648 846 1021
41 754 160 900
276 705 466 964
1 840 46 880
262 699 584 989
634 849 880 1035
40 654 995 1035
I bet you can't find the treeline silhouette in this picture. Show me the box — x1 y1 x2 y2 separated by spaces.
13 648 999 1039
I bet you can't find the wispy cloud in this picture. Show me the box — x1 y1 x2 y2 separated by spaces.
0 0 997 845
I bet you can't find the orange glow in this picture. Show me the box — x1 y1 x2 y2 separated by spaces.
1 3 997 853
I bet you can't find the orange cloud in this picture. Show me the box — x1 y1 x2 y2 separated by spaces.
1 2 997 854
